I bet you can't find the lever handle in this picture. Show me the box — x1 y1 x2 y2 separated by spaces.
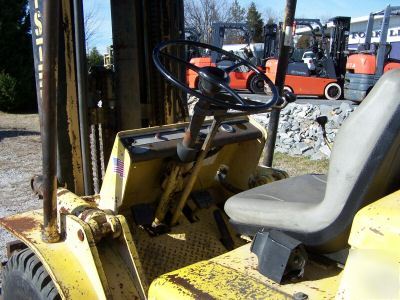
316 116 328 127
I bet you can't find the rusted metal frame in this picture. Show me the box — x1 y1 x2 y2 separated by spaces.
59 0 85 195
29 0 83 194
165 0 187 124
262 0 297 167
110 0 143 130
171 117 223 225
145 0 168 126
73 0 93 195
41 0 61 243
141 0 186 126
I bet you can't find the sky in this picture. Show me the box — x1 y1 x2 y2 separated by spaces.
84 0 400 54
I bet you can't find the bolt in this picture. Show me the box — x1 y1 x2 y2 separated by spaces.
77 229 85 241
293 292 308 300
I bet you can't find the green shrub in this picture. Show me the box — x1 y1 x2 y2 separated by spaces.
0 71 36 112
0 72 18 111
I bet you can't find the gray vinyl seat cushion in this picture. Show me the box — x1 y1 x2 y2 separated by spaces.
225 174 328 235
225 69 400 252
226 173 326 211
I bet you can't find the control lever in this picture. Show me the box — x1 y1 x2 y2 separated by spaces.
316 116 332 151
177 100 210 162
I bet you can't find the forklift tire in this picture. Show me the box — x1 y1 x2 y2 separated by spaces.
283 86 293 93
324 83 342 100
2 248 60 300
249 74 265 94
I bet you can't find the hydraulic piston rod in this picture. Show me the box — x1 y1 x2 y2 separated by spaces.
41 0 61 242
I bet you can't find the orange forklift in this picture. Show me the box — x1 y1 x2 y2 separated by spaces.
266 17 351 100
187 23 278 94
344 5 400 102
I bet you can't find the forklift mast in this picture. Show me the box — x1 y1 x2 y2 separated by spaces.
262 23 279 59
294 18 353 79
28 0 186 195
361 5 400 77
294 19 327 54
210 22 252 62
328 17 351 79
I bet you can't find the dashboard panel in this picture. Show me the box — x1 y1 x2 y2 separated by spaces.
120 119 262 162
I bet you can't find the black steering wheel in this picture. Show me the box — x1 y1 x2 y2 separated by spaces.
152 40 280 113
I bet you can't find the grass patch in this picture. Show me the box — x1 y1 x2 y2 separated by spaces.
272 152 329 177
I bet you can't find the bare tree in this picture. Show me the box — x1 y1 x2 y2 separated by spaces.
185 0 231 43
224 0 246 44
264 7 281 24
84 2 101 51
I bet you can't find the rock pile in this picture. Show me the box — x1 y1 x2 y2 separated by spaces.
187 95 356 160
254 102 356 160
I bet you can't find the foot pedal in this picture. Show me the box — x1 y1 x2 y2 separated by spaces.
251 230 307 283
132 204 170 236
213 210 234 250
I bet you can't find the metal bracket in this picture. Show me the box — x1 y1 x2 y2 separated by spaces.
251 230 308 283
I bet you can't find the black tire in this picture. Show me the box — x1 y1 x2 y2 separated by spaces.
249 74 265 94
2 248 60 300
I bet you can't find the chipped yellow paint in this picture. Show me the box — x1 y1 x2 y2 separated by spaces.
149 243 342 300
0 209 144 299
149 191 400 300
337 190 400 299
149 260 290 300
0 210 107 299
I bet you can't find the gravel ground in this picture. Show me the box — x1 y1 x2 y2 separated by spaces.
0 112 42 262
238 93 358 107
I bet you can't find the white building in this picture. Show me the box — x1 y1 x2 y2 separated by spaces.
295 9 400 59
348 13 400 58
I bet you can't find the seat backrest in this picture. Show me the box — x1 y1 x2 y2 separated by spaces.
313 69 400 250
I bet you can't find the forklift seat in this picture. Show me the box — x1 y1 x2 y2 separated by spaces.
225 69 400 253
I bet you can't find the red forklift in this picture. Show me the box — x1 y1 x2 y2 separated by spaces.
187 23 277 94
344 5 400 102
265 17 351 100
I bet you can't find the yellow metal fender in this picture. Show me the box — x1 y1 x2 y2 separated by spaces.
0 197 147 299
337 190 400 299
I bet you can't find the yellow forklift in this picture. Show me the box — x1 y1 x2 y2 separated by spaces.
1 0 400 299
